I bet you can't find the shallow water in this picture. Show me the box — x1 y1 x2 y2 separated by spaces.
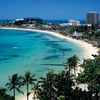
0 29 83 87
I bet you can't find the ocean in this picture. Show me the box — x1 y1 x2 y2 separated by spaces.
0 29 84 87
0 19 86 24
44 19 86 24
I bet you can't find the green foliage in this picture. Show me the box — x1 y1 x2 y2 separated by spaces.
36 70 74 100
77 55 100 99
0 88 14 100
55 71 74 99
38 71 57 100
57 95 65 100
4 55 100 100
6 73 23 100
13 18 43 26
21 71 36 100
66 55 79 78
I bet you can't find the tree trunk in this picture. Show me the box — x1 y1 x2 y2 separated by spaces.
27 84 29 100
33 91 36 100
68 67 71 75
13 88 15 100
89 91 92 100
74 68 76 78
95 91 99 100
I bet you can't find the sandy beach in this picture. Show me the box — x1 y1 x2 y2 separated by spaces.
0 27 99 100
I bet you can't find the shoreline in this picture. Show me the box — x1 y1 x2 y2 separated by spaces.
0 27 98 59
0 27 99 100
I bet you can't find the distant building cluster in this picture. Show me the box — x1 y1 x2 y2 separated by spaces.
60 19 80 26
15 18 24 21
68 19 80 26
65 12 100 26
11 11 100 27
86 12 99 25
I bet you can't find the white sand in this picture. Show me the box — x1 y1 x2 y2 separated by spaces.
0 27 99 100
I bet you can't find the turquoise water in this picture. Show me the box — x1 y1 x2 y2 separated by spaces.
0 29 83 87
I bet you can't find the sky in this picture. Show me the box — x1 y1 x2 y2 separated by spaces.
0 0 100 20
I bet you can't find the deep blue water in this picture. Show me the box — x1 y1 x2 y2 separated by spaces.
0 29 84 87
44 20 86 24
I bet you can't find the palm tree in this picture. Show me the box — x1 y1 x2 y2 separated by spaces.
31 82 40 99
54 70 73 99
67 55 79 77
21 71 36 100
39 71 57 100
6 73 23 100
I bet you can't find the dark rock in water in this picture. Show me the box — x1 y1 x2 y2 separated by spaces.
45 42 62 49
40 63 64 66
47 49 59 53
43 68 53 71
59 48 72 52
5 54 20 58
47 48 72 54
25 31 37 35
36 69 42 72
42 55 60 60
46 40 66 43
36 68 52 72
0 57 10 61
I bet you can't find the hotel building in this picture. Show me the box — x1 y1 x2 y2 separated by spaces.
86 12 99 25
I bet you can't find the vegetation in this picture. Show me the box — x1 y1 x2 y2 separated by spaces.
0 54 99 100
0 88 14 100
21 71 37 100
67 55 79 77
0 18 100 100
6 74 23 100
13 18 43 26
77 55 100 100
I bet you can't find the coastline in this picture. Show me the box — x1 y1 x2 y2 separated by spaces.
0 27 99 100
0 27 98 60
